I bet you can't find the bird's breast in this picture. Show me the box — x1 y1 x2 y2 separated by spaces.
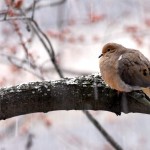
99 56 132 92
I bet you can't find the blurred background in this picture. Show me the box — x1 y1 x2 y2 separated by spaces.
0 0 150 149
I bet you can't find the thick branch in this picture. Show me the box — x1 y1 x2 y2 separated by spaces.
0 74 150 120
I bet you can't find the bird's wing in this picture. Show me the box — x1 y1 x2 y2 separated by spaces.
118 50 150 87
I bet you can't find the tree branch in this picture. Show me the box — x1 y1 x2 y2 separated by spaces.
0 74 150 120
83 110 122 150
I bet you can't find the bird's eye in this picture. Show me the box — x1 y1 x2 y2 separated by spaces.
107 48 111 52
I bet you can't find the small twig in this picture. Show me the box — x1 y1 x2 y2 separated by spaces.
26 133 34 150
25 0 66 13
50 0 66 6
0 10 8 16
31 0 37 20
31 20 55 58
12 20 29 57
83 110 123 150
3 7 9 20
10 58 44 80
0 53 44 80
30 19 64 78
0 16 30 22
25 0 48 13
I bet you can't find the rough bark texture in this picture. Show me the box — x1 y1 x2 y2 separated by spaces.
0 74 150 120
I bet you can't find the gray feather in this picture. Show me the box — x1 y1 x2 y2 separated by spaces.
118 50 150 87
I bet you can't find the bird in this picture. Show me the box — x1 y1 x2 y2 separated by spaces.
99 43 150 98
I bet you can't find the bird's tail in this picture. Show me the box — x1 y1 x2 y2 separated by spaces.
142 88 150 98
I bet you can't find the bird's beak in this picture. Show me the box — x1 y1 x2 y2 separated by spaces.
98 53 103 58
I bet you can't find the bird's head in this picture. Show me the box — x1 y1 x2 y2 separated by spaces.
99 43 124 58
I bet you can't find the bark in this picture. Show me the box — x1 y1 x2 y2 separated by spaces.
0 74 150 120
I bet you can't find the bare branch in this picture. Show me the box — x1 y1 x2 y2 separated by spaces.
83 110 122 150
0 15 64 77
50 0 66 6
30 19 64 77
11 20 29 57
31 0 38 20
0 16 30 22
25 0 66 13
0 53 44 80
25 1 51 13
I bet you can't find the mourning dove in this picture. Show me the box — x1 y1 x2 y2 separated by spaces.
99 43 150 98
